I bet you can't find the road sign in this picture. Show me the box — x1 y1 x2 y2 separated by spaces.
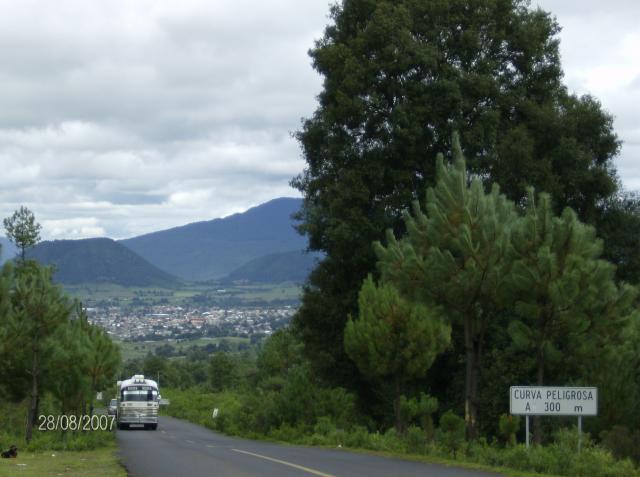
510 386 597 416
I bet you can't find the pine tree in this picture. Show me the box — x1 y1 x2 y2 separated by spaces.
3 206 42 261
375 136 516 438
48 318 92 416
505 190 637 443
292 0 620 390
344 276 450 432
80 304 121 417
10 262 71 442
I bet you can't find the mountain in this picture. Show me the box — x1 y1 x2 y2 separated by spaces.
223 250 322 284
120 197 306 281
26 238 178 286
0 237 18 264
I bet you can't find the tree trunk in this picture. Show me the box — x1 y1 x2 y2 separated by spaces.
89 375 96 417
393 378 402 434
464 315 480 440
534 352 544 445
26 349 39 443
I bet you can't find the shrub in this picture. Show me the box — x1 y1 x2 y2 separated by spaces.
601 425 640 464
439 410 465 458
404 425 426 454
498 414 520 447
343 425 371 449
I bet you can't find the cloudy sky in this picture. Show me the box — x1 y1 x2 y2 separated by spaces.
0 0 638 240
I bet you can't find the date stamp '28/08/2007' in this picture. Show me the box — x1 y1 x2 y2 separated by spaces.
38 414 116 431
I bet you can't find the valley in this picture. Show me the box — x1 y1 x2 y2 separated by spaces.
67 281 300 353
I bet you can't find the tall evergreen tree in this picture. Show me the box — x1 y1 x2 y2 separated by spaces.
506 190 637 442
47 318 91 416
10 262 71 442
3 206 42 261
79 305 121 417
344 276 450 432
596 191 640 284
292 0 620 387
375 137 516 438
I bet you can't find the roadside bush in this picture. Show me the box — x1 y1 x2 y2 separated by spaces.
438 410 465 458
601 425 640 464
343 425 371 449
163 385 640 477
268 423 306 442
498 414 520 447
404 425 426 454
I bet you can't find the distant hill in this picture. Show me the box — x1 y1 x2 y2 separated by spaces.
223 250 322 284
120 197 307 281
27 238 179 287
0 237 18 264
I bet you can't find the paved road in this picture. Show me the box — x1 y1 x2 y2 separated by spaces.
117 416 501 477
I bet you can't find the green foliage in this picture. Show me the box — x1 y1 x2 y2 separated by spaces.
375 138 516 437
597 191 640 284
498 414 520 447
345 277 449 431
3 206 42 260
292 0 620 394
208 352 239 392
505 190 637 441
439 411 466 458
506 191 635 380
0 259 122 445
256 328 303 378
416 393 438 439
346 278 450 383
601 426 640 465
225 250 322 284
26 238 178 287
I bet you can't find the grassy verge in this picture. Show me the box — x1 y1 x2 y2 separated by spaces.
161 387 639 477
0 447 126 476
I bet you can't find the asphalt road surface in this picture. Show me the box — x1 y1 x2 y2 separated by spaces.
117 416 502 477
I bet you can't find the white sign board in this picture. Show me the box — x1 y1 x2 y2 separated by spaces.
510 386 597 416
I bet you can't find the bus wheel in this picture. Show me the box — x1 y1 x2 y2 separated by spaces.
149 424 157 430
118 423 128 430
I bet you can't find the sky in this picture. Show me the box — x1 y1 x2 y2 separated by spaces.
0 0 637 240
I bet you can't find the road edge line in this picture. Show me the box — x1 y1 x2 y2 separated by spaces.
231 448 336 477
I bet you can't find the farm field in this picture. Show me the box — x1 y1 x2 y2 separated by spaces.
63 282 301 307
115 336 252 361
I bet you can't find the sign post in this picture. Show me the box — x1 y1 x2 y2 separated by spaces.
510 386 597 451
578 416 582 453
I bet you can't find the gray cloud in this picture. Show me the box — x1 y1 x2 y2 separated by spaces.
0 0 637 239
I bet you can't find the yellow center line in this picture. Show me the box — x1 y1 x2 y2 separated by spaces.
232 449 336 477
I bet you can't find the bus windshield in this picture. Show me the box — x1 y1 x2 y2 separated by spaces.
121 387 158 402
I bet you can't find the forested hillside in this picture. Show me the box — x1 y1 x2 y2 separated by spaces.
27 238 179 287
121 198 306 281
223 250 322 284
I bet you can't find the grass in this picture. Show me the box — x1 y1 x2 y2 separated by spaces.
0 447 126 476
115 336 251 361
63 282 302 307
333 446 560 477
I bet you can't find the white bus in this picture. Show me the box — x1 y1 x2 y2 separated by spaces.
116 374 160 430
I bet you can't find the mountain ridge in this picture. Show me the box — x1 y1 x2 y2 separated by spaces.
223 249 321 284
26 237 179 287
120 197 306 281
